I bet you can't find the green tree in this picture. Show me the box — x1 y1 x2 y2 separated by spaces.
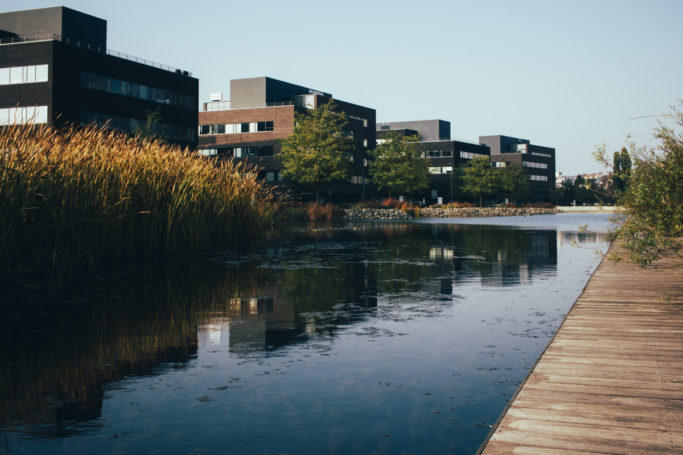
279 100 353 202
497 164 530 203
612 147 632 195
368 131 429 198
596 103 683 265
462 156 499 207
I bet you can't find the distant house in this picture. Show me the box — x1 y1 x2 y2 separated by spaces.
0 6 198 148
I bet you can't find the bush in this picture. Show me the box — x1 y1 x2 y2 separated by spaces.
602 103 682 265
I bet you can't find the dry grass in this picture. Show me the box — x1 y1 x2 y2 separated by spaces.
0 124 275 280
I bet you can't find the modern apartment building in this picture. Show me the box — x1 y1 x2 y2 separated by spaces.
479 135 556 200
199 77 376 202
377 120 490 202
0 6 198 148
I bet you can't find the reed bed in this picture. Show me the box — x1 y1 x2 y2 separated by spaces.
0 124 275 280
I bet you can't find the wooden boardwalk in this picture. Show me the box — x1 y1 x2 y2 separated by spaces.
479 247 683 454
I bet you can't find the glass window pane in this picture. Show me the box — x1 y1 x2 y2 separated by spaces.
10 67 22 84
0 108 9 125
35 64 48 82
0 68 8 85
36 105 48 123
249 122 257 132
257 121 265 132
266 121 273 131
241 123 249 133
25 66 35 83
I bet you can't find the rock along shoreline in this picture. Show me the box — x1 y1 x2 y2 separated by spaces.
344 207 558 221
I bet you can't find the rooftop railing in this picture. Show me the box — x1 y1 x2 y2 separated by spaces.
0 33 193 77
203 100 306 112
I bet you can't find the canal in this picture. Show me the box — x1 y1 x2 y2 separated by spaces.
0 213 612 454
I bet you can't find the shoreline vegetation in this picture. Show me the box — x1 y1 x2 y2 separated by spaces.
0 125 274 282
1 125 623 283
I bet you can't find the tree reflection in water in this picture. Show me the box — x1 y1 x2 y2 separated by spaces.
0 221 608 454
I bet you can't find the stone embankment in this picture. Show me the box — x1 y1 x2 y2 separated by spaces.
343 209 412 221
344 207 557 220
420 207 557 218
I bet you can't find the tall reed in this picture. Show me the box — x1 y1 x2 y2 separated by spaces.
0 124 274 280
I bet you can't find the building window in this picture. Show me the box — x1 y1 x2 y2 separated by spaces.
531 151 552 158
80 72 195 110
257 121 274 132
0 105 48 125
495 162 507 168
529 175 548 182
522 161 548 169
225 145 274 157
459 151 484 160
80 110 196 142
199 121 276 136
0 64 49 85
423 150 454 158
428 167 442 174
199 148 218 156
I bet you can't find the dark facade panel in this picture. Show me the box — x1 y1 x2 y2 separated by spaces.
229 77 332 109
377 120 450 141
479 135 530 155
0 7 106 49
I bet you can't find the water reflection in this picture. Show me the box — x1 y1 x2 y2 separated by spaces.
0 220 608 454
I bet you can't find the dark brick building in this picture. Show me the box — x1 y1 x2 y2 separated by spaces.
377 120 490 202
0 6 198 148
479 135 556 201
199 77 376 202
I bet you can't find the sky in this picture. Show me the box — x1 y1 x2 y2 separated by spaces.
3 0 682 174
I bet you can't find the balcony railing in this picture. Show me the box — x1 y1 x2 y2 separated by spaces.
201 100 310 112
0 33 192 77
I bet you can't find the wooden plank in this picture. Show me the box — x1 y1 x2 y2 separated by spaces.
479 242 683 455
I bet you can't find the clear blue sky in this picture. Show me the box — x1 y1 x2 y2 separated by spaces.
4 0 682 174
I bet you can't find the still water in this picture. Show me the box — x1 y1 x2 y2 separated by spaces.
1 214 612 454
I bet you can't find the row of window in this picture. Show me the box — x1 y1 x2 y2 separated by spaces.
198 146 275 158
531 152 552 158
199 121 274 135
0 105 48 125
522 161 548 169
529 175 548 181
80 111 197 143
459 151 487 160
350 175 366 184
80 72 195 110
266 171 284 182
429 166 453 174
0 64 48 86
422 150 453 158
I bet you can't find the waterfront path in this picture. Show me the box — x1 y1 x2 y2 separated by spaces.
478 245 683 454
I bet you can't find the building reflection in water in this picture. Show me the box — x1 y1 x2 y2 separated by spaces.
0 222 604 441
